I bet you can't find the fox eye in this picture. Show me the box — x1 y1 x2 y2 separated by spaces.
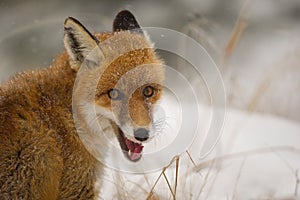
107 89 122 100
143 86 154 98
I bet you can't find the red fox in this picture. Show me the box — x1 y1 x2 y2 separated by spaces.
0 10 164 199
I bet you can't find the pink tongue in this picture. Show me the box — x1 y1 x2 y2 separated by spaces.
125 138 144 161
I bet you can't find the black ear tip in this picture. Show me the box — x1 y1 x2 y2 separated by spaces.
64 17 82 28
64 17 73 26
115 10 135 19
113 10 141 32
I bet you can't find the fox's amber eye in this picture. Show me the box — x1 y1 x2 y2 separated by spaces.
108 89 122 100
143 86 154 98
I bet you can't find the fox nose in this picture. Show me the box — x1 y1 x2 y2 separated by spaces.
134 128 149 142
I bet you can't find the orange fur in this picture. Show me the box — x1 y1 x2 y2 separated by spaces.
0 53 99 199
0 11 164 199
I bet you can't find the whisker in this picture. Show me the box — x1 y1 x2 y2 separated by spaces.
152 121 174 137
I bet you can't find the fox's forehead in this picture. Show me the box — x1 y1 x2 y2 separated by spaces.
93 32 164 93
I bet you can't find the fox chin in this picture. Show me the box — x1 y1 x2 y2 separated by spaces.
0 10 164 199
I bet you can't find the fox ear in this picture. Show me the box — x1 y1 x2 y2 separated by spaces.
113 10 143 34
64 17 103 71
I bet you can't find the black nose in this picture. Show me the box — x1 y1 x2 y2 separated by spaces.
134 128 149 142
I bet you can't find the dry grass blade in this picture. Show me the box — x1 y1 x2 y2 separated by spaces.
163 171 175 197
204 166 222 200
174 157 179 199
271 149 300 198
126 179 149 195
271 147 295 174
146 192 160 200
195 146 300 172
294 170 299 197
146 169 165 200
232 157 247 200
186 150 197 168
146 156 179 200
195 158 216 199
221 19 246 71
220 0 251 73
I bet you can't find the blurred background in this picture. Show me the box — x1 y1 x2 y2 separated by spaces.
1 0 300 121
1 0 300 199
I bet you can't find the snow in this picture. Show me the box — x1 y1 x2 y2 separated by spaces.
98 103 300 199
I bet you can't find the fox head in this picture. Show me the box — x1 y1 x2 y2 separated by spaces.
64 10 165 161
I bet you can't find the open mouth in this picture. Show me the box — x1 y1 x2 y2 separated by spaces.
117 128 144 162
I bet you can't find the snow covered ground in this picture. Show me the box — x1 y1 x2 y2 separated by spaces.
99 104 300 199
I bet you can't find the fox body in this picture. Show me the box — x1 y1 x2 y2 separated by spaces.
0 11 164 199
